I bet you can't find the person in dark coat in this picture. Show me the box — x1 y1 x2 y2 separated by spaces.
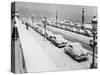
12 21 19 41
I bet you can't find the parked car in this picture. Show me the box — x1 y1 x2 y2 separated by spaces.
39 28 46 36
33 24 40 30
64 42 88 61
46 31 55 40
57 24 63 29
36 27 42 33
66 26 72 31
50 35 68 48
85 30 93 37
41 29 51 37
62 25 66 29
79 29 85 34
72 27 79 33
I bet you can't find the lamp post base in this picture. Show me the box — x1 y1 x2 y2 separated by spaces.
90 63 97 69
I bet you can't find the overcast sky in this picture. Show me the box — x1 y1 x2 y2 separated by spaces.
15 2 97 23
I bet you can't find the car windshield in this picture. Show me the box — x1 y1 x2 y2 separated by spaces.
69 43 83 55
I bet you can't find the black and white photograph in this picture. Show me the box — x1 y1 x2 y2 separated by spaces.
11 1 98 73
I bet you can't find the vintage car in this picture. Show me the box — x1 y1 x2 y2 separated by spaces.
72 27 79 33
78 28 85 34
46 31 56 40
35 27 42 33
41 29 51 37
64 42 88 61
66 26 72 31
50 35 68 48
32 24 40 30
85 30 93 37
38 28 46 36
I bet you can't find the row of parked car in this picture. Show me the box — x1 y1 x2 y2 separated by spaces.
48 23 93 37
31 23 89 62
48 23 98 49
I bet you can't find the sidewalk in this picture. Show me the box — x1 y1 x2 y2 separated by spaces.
17 23 58 72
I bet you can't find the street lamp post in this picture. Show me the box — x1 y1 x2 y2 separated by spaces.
56 11 58 27
82 8 85 30
90 16 97 69
31 15 36 26
44 16 47 39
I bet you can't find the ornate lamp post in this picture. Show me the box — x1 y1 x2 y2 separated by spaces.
44 16 47 39
31 15 36 25
81 8 85 30
90 16 97 69
56 11 58 27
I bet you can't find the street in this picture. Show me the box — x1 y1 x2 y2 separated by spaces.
28 23 95 69
46 25 92 52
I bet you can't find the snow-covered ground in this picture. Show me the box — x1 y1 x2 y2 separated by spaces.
28 27 87 70
16 20 86 72
17 22 58 72
14 18 97 73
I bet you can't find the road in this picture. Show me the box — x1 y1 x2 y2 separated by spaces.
45 26 97 68
27 22 94 69
46 25 92 52
28 26 87 70
29 24 94 69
